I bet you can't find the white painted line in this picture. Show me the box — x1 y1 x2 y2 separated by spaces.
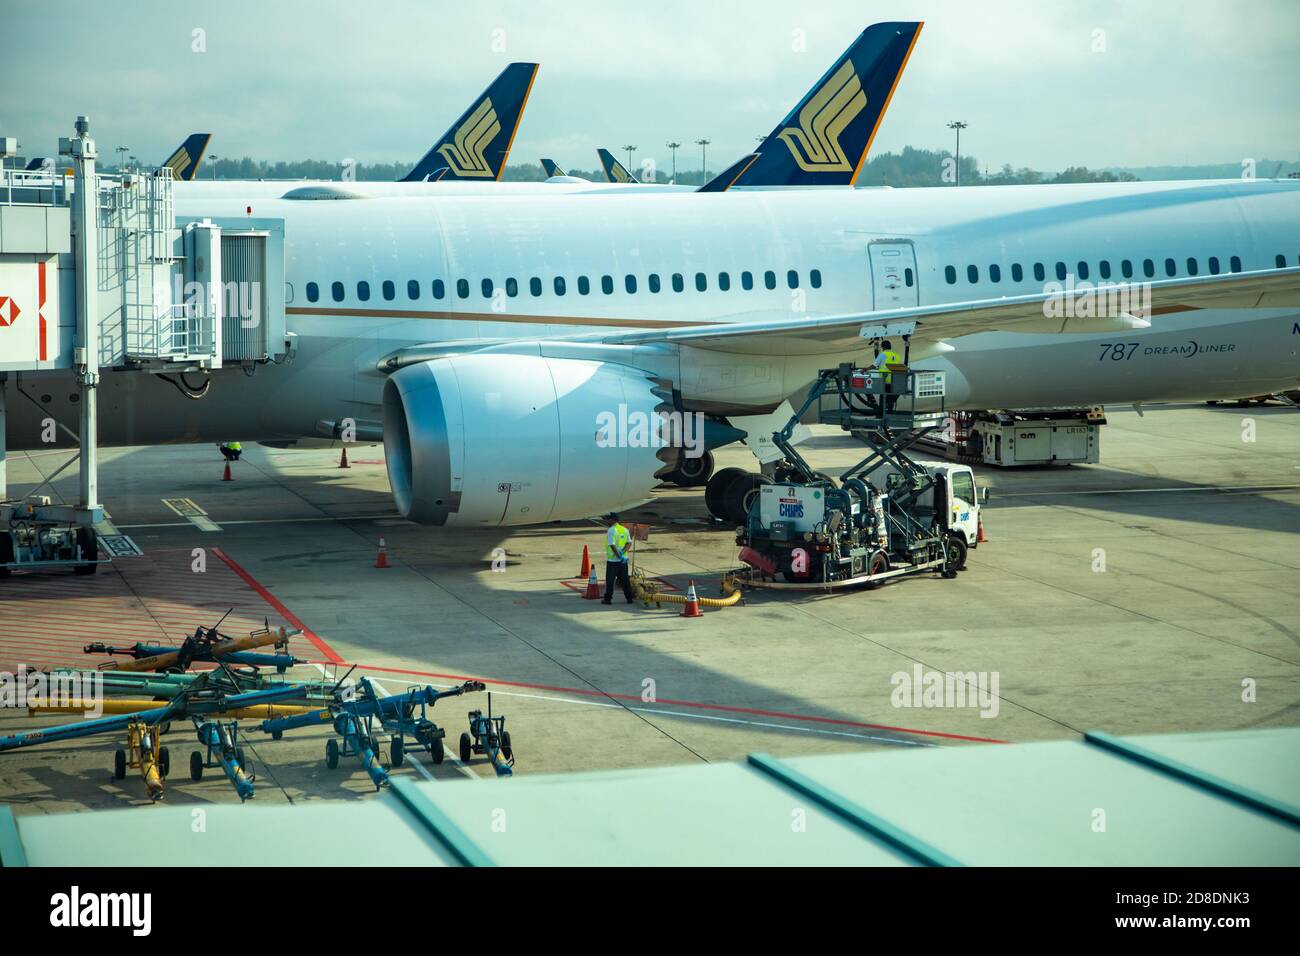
993 483 1300 498
160 497 223 532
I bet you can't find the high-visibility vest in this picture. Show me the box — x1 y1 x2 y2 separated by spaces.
228 441 242 451
876 350 902 384
606 524 631 561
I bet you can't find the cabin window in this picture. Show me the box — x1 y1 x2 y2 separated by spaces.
1055 262 1067 281
481 279 494 298
357 281 371 301
1033 263 1045 282
764 270 777 290
741 271 754 290
1010 263 1023 282
1077 261 1089 280
1143 259 1155 278
529 277 542 296
382 280 395 301
811 269 823 288
1121 259 1133 279
601 275 614 294
718 272 730 291
406 280 419 300
967 264 979 283
1207 257 1220 275
988 264 1001 283
672 273 684 292
456 279 469 298
1277 254 1287 268
331 282 344 302
648 273 661 293
1164 258 1176 277
554 277 566 296
507 278 519 297
1230 255 1242 273
625 275 637 294
306 282 319 303
787 270 799 289
695 272 708 292
1186 257 1198 276
576 276 589 295
431 280 445 300
1099 260 1111 280
944 265 957 285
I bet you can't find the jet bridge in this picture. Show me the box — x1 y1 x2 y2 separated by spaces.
0 117 286 570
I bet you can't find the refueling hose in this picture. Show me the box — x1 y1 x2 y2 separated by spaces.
631 569 743 609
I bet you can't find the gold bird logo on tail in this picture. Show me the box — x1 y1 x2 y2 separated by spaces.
777 60 867 172
436 97 501 178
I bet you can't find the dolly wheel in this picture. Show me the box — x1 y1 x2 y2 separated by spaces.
325 738 340 769
500 730 514 761
159 747 171 778
271 729 283 741
390 737 405 767
113 749 127 780
189 751 204 781
459 732 473 763
430 736 445 765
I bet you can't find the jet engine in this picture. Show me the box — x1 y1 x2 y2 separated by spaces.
382 352 672 526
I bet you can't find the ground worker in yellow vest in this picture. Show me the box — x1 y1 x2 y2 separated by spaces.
873 340 905 411
218 440 242 461
601 512 635 604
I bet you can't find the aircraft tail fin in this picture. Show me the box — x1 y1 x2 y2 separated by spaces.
540 157 566 177
597 148 639 184
162 133 212 181
402 62 539 182
707 21 921 191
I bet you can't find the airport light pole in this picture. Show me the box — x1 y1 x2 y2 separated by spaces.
947 121 967 186
209 154 219 180
622 144 637 175
666 141 680 183
695 138 710 183
115 145 129 172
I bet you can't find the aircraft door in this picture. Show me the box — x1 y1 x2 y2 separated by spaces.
868 241 919 311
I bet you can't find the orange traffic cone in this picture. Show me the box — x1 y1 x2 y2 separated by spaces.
339 447 350 469
222 461 233 482
582 566 601 599
375 537 391 569
680 580 704 617
578 545 591 579
977 515 987 543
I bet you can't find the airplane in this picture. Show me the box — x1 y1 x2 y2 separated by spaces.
5 23 1299 532
21 133 212 180
540 158 566 177
597 148 639 184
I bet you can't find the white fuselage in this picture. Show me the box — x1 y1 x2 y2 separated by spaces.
7 178 1299 449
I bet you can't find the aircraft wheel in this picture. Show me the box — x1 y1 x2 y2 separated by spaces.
705 468 748 520
458 732 473 763
671 450 714 487
113 748 127 780
189 751 204 781
723 473 771 526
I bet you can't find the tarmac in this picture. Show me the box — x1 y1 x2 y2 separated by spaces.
1 400 1298 812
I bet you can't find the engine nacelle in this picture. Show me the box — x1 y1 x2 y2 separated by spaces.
383 352 670 526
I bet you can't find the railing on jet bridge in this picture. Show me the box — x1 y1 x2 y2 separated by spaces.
0 167 69 206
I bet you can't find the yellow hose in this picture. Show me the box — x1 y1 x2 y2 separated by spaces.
631 571 743 609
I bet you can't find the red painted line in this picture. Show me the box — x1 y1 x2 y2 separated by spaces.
340 661 1007 744
209 547 343 663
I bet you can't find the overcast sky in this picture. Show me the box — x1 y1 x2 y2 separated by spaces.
4 0 1298 173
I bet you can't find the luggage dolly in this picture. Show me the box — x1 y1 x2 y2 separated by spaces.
459 693 514 777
